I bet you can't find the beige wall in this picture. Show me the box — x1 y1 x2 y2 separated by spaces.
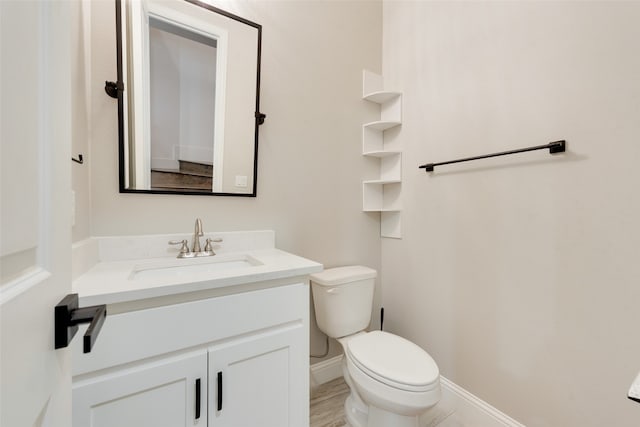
81 0 382 361
382 1 640 426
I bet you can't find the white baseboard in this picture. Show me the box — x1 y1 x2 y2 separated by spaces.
310 355 525 427
176 145 214 165
150 157 179 170
439 376 525 427
310 355 343 389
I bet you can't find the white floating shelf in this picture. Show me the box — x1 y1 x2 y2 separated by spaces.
363 91 401 104
362 150 402 158
361 70 403 239
363 179 401 185
363 120 401 132
363 208 401 213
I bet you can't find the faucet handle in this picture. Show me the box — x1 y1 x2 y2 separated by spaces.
168 239 189 256
204 238 223 253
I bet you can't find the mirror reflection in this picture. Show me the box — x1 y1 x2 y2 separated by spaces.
116 0 263 196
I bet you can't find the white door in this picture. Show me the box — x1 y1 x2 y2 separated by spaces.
208 326 308 427
73 350 208 426
0 1 73 426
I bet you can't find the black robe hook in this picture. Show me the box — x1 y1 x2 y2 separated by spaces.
105 81 124 99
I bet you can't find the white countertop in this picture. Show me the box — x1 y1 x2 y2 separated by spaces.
72 232 323 306
74 248 322 306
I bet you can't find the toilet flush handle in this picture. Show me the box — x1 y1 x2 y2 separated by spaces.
326 287 340 294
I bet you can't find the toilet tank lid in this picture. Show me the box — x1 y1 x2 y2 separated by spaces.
310 266 377 286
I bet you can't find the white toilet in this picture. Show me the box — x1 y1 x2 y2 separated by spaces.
311 266 441 427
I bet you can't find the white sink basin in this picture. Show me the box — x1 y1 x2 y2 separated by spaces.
131 254 263 280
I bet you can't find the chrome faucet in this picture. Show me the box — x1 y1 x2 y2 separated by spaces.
192 218 203 253
168 218 223 258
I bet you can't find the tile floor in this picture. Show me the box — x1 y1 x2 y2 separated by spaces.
310 377 464 427
310 377 349 427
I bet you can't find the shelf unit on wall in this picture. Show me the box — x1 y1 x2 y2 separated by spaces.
362 70 402 239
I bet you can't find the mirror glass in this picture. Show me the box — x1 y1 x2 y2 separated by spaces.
116 0 262 196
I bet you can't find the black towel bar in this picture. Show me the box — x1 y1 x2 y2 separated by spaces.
419 140 566 172
55 294 107 353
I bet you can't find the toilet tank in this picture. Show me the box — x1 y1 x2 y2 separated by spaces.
310 266 377 338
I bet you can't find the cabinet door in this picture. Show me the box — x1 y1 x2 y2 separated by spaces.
73 350 207 427
209 325 308 427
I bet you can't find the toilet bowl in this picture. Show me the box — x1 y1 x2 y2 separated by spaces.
310 266 441 427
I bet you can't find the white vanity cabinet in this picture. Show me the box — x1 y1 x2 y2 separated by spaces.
72 281 310 427
208 325 307 426
73 350 207 426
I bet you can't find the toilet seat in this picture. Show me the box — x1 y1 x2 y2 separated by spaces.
346 331 439 392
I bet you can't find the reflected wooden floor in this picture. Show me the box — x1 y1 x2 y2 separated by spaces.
310 377 349 427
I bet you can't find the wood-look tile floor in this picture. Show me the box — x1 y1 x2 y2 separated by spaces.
310 377 463 427
310 377 350 427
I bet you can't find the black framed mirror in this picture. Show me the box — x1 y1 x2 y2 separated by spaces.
112 0 264 196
